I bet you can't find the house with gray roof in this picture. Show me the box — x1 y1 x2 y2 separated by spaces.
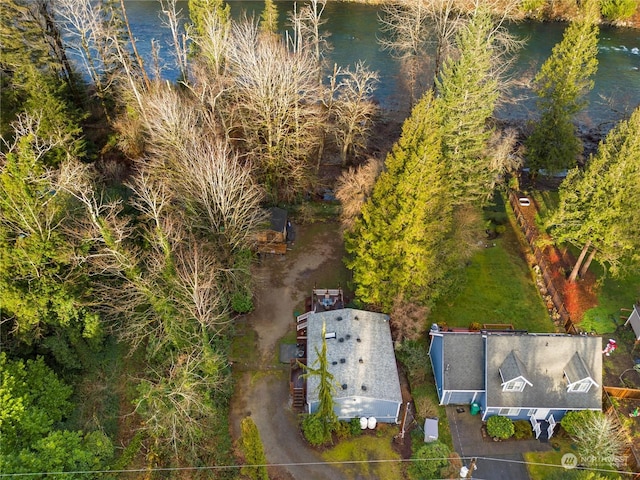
429 329 602 439
305 308 403 423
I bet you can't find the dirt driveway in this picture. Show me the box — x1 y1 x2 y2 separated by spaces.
229 222 349 480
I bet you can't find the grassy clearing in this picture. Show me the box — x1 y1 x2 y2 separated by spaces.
429 225 552 332
581 269 640 334
321 426 403 480
524 433 578 479
230 319 260 366
530 189 640 334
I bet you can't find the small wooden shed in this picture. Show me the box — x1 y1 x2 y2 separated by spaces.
255 207 288 254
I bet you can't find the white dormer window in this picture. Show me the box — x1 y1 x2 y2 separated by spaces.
568 380 592 393
503 380 525 392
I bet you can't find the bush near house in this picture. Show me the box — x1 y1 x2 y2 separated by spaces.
514 420 533 439
487 416 515 440
408 441 451 480
301 413 328 446
559 410 598 436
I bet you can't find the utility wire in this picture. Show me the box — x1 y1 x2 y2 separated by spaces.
1 454 636 477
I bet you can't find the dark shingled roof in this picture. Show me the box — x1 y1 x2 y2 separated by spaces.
564 352 591 383
269 207 288 233
442 333 484 391
306 309 402 405
486 334 601 410
499 351 529 384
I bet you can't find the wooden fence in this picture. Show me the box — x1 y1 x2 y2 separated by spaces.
507 191 577 334
604 386 640 400
603 389 640 475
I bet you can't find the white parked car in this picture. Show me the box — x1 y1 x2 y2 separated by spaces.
518 197 531 207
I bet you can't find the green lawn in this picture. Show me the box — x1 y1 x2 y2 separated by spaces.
524 434 579 480
581 269 640 334
429 222 552 332
322 427 403 480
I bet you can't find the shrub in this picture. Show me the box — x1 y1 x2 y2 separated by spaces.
513 420 533 439
408 441 451 480
334 420 351 440
521 0 546 18
231 290 254 314
301 414 326 446
349 418 362 436
601 0 637 21
395 340 430 385
486 416 514 439
560 410 601 437
240 417 269 480
469 321 482 331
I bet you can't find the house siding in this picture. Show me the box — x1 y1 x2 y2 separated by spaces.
443 391 482 405
308 397 401 423
429 334 444 402
482 407 576 422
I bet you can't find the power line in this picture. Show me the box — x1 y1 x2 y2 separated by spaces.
1 454 636 478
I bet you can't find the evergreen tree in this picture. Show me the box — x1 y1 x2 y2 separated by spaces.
260 0 279 36
302 322 337 444
345 91 454 310
0 133 100 367
435 9 510 206
526 0 599 176
189 0 231 38
1 0 88 161
550 105 640 279
240 417 269 480
0 353 114 475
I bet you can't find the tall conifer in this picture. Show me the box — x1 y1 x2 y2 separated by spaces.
550 105 640 278
345 91 453 310
526 0 600 176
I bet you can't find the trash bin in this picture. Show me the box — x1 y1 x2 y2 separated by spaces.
470 403 480 416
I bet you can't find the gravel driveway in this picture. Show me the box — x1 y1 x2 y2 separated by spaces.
229 222 348 480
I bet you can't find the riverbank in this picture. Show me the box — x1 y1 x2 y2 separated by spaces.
335 0 640 29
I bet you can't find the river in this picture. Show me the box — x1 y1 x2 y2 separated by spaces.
122 1 640 128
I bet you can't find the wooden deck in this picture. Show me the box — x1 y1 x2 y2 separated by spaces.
289 287 346 409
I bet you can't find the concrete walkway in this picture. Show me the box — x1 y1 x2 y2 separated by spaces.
446 406 552 480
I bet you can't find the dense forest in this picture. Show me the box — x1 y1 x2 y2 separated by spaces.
1 0 639 477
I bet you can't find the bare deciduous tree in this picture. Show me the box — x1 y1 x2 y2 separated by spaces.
487 127 523 190
379 1 432 106
287 0 331 67
390 295 430 342
139 85 267 252
133 345 227 460
329 62 379 166
159 0 190 81
570 412 628 468
335 157 383 231
226 20 326 202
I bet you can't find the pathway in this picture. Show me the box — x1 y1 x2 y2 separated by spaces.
229 222 348 480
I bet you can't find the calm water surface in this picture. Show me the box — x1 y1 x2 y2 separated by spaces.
122 1 640 127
